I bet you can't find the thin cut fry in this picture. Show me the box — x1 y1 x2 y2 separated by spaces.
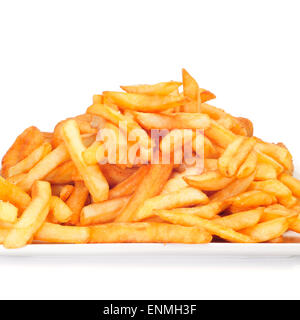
61 119 109 202
4 181 51 249
50 196 73 223
279 172 300 198
59 185 74 202
121 81 182 96
182 69 201 113
0 201 18 223
45 160 77 185
115 164 173 222
80 196 130 225
89 222 212 244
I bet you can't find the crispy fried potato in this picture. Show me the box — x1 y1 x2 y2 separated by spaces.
115 164 173 222
66 181 89 225
132 187 209 222
0 176 31 212
81 196 130 225
35 222 90 244
261 204 298 222
59 184 74 202
45 160 77 185
279 172 300 198
102 91 186 112
184 171 234 191
50 196 73 224
0 201 18 223
135 112 210 130
256 151 284 175
237 150 257 178
2 127 44 178
61 120 109 202
89 222 212 244
199 88 216 103
241 217 289 242
17 144 70 192
255 162 278 180
4 181 51 249
229 190 276 213
213 208 263 231
157 210 254 243
7 143 52 178
100 164 137 187
182 69 201 112
205 120 236 149
121 81 182 96
109 166 149 199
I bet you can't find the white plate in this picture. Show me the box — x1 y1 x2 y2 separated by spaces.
1 232 300 257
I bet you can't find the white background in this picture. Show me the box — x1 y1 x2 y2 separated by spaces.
1 0 300 300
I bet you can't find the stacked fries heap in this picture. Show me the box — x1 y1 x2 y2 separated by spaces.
1 69 300 249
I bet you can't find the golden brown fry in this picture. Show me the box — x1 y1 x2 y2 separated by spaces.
66 181 89 225
50 196 73 224
2 126 45 178
109 166 149 199
89 222 212 244
237 150 257 178
0 176 31 212
132 187 209 222
121 81 182 96
205 120 236 149
199 88 216 103
254 162 278 180
213 208 263 231
35 222 90 244
135 112 210 130
155 200 230 219
0 201 18 223
115 164 173 222
4 181 51 249
256 151 284 175
241 217 289 242
7 143 52 178
17 144 70 192
261 204 298 222
279 172 300 198
59 184 74 202
45 160 77 185
61 119 109 202
210 173 255 202
236 117 254 137
229 190 276 213
182 69 201 112
184 171 234 191
7 173 27 185
157 210 254 243
249 179 296 207
102 91 186 112
101 164 137 187
80 196 130 225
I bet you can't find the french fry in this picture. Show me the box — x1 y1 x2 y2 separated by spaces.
254 162 278 180
66 181 89 225
120 81 182 96
229 190 276 213
289 215 300 233
0 176 31 212
0 201 18 223
249 179 296 207
218 137 255 177
157 210 254 243
213 208 263 231
50 196 73 223
132 187 209 222
198 88 216 103
45 160 77 185
102 91 186 112
201 103 227 120
184 171 235 191
182 68 201 112
101 164 137 187
35 222 90 244
210 173 255 202
236 117 254 137
89 222 212 244
256 142 293 173
93 94 103 104
205 120 236 149
81 196 130 225
4 181 51 249
256 150 284 175
1 126 45 178
7 142 52 178
241 217 289 242
17 144 70 192
7 173 27 185
135 112 210 130
115 164 173 222
279 172 300 198
192 135 219 159
61 119 109 202
59 185 74 202
261 204 298 222
237 150 257 178
109 166 149 199
155 200 230 219
0 228 10 244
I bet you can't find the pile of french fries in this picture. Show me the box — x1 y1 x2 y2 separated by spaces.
1 68 300 249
